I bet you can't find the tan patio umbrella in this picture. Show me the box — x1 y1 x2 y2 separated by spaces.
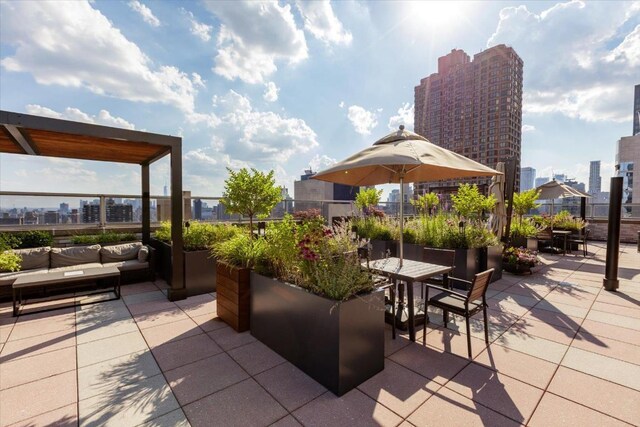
534 179 591 217
313 125 501 265
488 162 506 239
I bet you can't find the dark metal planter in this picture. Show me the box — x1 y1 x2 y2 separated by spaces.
217 262 250 332
184 250 217 296
149 238 171 281
250 272 385 396
369 240 397 260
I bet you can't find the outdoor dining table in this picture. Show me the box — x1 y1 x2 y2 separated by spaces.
552 230 573 255
366 257 452 342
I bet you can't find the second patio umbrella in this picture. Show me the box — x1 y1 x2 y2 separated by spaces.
313 125 502 265
535 179 591 218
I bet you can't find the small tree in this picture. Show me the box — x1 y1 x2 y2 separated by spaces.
355 188 382 216
512 189 540 225
411 192 439 216
451 184 496 219
221 168 281 238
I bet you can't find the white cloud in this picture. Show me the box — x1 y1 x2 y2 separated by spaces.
182 9 212 42
25 104 136 129
0 1 200 113
347 105 378 135
296 0 352 46
522 124 536 132
191 72 206 88
488 2 640 123
263 82 279 102
338 101 345 108
387 103 414 131
128 1 160 27
204 1 308 84
307 154 337 172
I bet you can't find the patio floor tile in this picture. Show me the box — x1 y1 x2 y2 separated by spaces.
133 307 190 329
543 290 597 308
140 317 202 348
120 282 159 296
152 333 222 372
254 362 327 412
0 324 13 344
547 366 640 425
123 290 167 306
445 362 544 424
357 359 440 418
578 319 640 346
586 310 640 331
190 313 227 332
509 317 578 345
76 317 138 345
490 292 542 308
408 386 520 427
0 328 75 362
293 388 403 427
138 409 190 427
561 347 640 391
174 293 215 308
528 392 628 427
15 306 75 323
0 370 77 426
0 346 76 390
473 344 557 389
493 329 568 363
7 403 77 427
207 326 256 351
595 291 640 309
383 327 412 357
423 326 489 359
75 299 131 324
77 350 161 401
9 314 75 341
522 307 583 331
78 373 179 427
487 300 531 317
164 352 249 406
228 340 286 376
127 300 178 316
534 300 590 318
591 301 640 319
571 331 640 365
183 378 287 427
389 342 470 385
77 331 147 367
270 415 303 427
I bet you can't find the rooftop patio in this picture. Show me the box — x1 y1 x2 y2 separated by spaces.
0 242 638 427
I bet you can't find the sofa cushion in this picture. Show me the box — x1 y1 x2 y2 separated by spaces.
100 242 142 263
103 260 149 272
12 247 51 270
0 268 49 287
48 263 104 274
51 245 101 268
138 246 149 262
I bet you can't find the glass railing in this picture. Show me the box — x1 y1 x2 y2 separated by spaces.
1 191 638 230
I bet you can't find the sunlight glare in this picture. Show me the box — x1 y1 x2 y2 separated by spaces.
405 1 472 31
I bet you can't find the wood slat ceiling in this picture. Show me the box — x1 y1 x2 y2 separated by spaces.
0 128 169 164
0 127 24 154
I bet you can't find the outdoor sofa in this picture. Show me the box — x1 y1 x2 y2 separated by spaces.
0 242 155 299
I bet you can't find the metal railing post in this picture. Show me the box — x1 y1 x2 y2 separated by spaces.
99 195 106 228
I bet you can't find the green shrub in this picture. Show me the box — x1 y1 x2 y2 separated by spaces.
0 231 53 249
404 213 498 249
355 188 382 214
510 218 542 239
553 211 587 231
210 233 267 269
352 216 394 241
411 192 439 216
72 232 137 245
512 189 540 223
154 221 240 251
154 221 172 243
0 250 21 272
451 184 496 219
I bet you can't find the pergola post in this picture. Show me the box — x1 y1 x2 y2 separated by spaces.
141 163 150 244
169 146 186 301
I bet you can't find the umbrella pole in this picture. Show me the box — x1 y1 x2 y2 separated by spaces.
399 176 404 266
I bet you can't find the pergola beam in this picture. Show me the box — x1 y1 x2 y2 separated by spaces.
3 124 40 155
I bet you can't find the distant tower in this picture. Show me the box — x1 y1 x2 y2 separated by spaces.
520 167 536 191
163 182 168 197
588 161 601 195
633 84 639 135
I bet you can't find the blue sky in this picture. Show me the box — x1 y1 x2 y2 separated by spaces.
1 0 638 199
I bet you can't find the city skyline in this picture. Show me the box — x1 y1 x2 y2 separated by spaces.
0 1 638 198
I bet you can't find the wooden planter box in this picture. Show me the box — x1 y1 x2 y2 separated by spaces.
149 238 217 296
216 262 250 332
250 272 385 396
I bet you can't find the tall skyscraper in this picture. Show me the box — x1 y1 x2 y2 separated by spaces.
414 44 523 194
535 177 549 188
193 198 203 220
634 84 639 135
588 161 601 195
520 167 536 191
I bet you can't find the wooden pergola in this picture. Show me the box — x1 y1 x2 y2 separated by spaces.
0 110 186 301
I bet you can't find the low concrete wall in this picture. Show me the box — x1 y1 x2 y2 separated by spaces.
588 219 640 244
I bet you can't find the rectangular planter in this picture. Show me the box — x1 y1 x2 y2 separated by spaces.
250 272 385 396
369 239 397 260
150 239 217 296
216 262 250 332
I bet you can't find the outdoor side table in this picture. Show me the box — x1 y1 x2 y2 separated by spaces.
552 230 572 255
367 257 452 342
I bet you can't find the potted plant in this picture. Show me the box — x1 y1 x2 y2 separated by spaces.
251 218 385 396
503 247 539 275
211 168 281 332
509 189 541 250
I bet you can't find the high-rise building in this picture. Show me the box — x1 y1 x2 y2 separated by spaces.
43 210 59 224
414 44 523 194
193 198 203 220
106 202 133 223
82 204 100 223
616 135 640 214
553 173 566 183
633 84 639 135
588 161 601 195
520 167 536 191
535 177 549 188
